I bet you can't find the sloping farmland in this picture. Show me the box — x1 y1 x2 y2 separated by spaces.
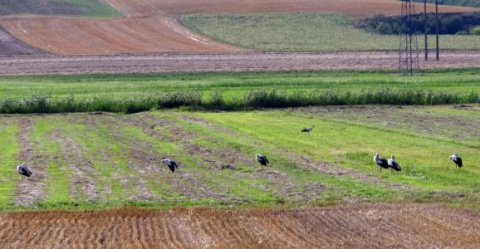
104 0 480 18
0 0 118 16
0 28 47 56
1 0 478 55
0 16 249 55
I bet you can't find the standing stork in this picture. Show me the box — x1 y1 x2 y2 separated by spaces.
387 155 402 171
373 153 389 170
449 154 463 168
256 154 269 166
301 125 314 135
17 162 33 178
161 158 178 172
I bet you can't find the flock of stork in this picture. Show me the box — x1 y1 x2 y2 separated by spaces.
16 124 464 178
373 153 463 172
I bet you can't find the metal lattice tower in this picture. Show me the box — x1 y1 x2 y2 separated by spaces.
399 0 420 75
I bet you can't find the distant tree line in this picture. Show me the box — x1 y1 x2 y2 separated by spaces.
356 12 480 35
412 0 480 8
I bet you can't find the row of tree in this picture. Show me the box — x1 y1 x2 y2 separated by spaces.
356 12 480 35
412 0 480 8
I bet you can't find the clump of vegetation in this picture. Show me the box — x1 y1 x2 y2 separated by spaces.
412 0 480 8
471 26 480 35
358 12 480 35
0 88 478 114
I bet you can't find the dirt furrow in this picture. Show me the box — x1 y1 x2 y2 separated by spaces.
122 114 230 201
55 134 98 201
160 218 181 248
2 204 480 248
81 114 156 201
14 117 46 207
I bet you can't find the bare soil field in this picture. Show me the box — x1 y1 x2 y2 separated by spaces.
0 0 477 55
0 15 249 55
1 203 480 248
0 29 46 56
0 51 478 75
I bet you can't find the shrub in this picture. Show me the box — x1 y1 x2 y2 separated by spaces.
471 26 480 35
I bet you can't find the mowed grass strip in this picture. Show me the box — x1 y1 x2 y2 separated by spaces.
0 118 20 206
193 108 480 198
101 115 198 203
30 117 73 204
59 115 127 202
164 112 404 204
182 12 480 52
142 112 283 205
0 70 478 100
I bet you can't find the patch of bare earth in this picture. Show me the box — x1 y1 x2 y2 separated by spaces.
0 28 47 56
0 203 480 248
0 16 249 55
14 117 46 207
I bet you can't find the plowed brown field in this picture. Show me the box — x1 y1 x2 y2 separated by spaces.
1 203 480 248
0 15 249 55
0 51 479 75
0 0 477 55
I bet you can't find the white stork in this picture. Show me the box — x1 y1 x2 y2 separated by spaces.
449 154 463 168
17 162 33 177
387 155 402 171
161 158 178 172
256 154 269 166
373 153 389 170
301 125 314 134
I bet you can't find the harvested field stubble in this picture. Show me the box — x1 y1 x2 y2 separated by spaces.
1 203 480 248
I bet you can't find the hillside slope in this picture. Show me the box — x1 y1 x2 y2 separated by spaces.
0 0 118 16
1 0 478 55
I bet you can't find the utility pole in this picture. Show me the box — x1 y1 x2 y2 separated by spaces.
435 0 439 60
399 0 419 75
424 0 428 60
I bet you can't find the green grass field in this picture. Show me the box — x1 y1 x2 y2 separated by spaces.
181 12 480 51
0 0 119 17
0 70 478 211
0 70 479 113
2 105 480 211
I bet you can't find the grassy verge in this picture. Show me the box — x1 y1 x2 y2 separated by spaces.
0 120 20 208
0 70 479 113
31 118 73 203
181 12 480 52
